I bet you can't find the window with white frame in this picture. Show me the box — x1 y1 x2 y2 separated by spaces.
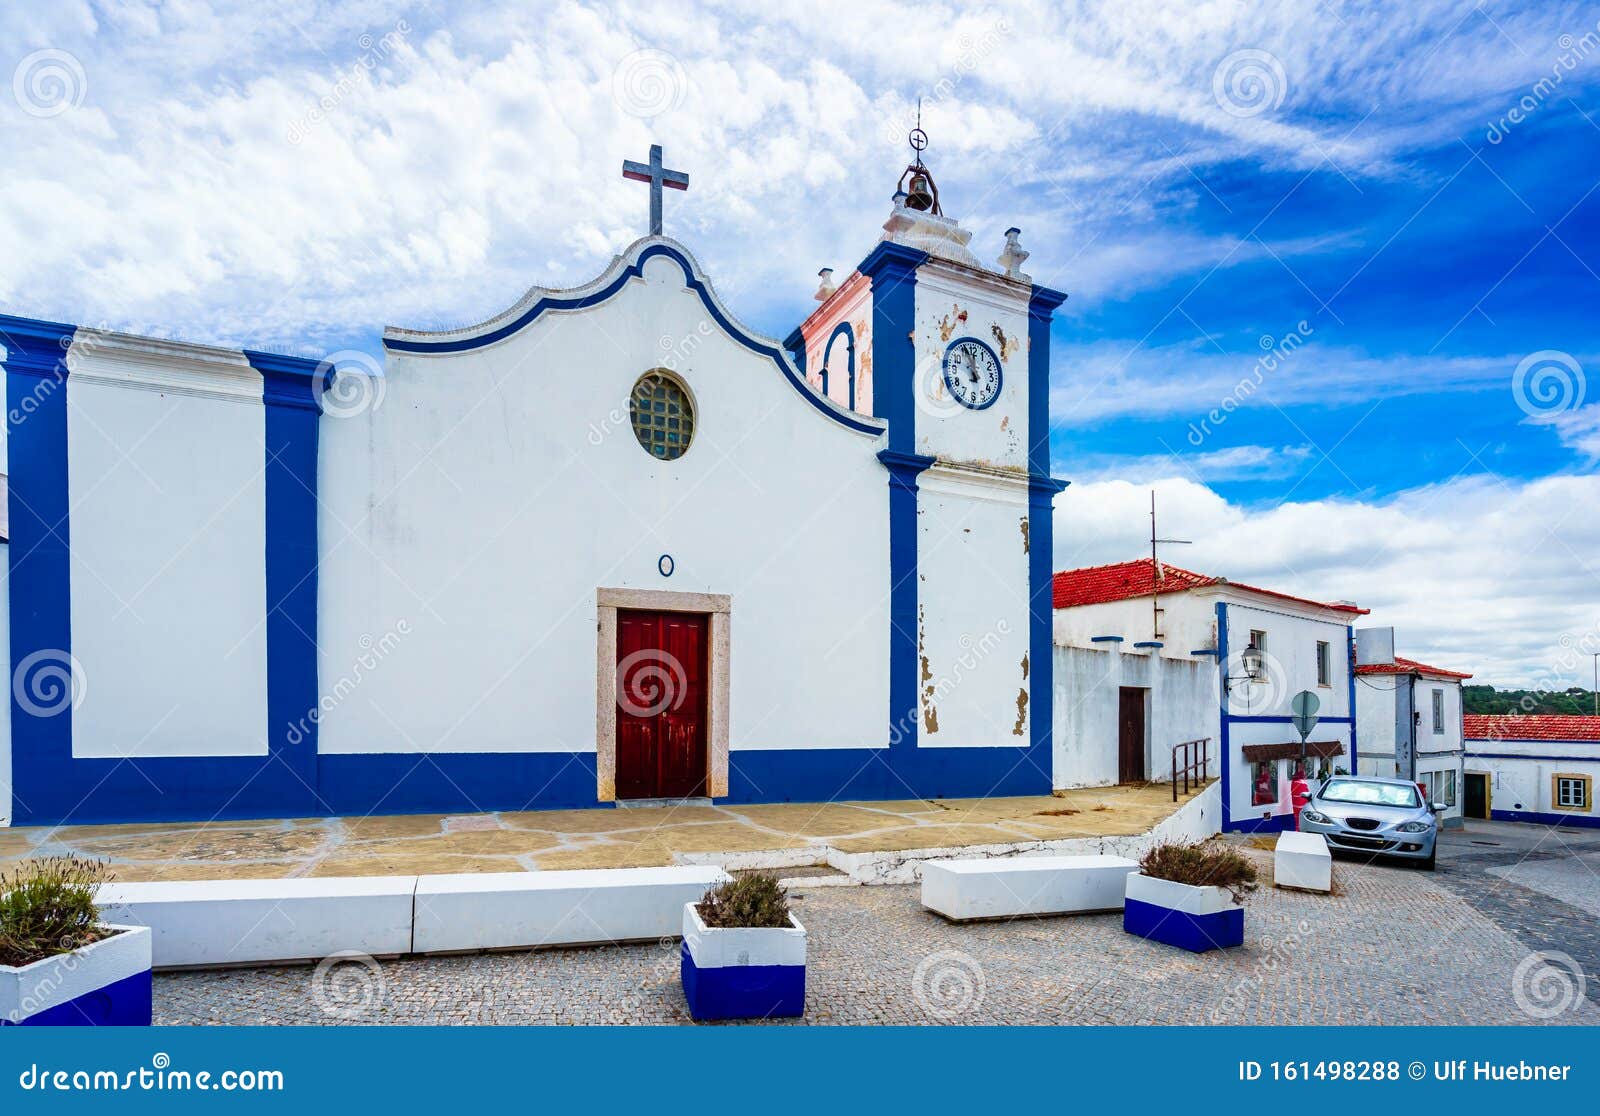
1431 689 1445 734
1553 775 1592 812
1249 629 1267 654
1316 641 1331 686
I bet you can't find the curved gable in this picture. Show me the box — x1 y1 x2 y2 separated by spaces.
382 237 885 437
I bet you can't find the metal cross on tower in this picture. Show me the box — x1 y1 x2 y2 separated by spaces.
621 143 689 236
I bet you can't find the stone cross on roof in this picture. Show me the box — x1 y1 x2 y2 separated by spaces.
621 144 689 236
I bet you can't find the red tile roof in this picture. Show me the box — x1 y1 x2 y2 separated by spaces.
1464 714 1600 742
1355 655 1472 680
1051 558 1366 615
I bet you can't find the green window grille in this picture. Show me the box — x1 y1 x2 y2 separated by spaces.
629 371 695 461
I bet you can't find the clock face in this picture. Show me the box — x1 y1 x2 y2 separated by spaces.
942 338 1002 410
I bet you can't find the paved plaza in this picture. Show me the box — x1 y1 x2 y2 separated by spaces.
0 783 1198 880
153 821 1599 1026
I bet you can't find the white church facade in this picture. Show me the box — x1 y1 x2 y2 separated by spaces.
0 146 1067 826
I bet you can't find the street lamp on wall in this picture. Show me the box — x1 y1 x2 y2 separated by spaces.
1225 643 1266 694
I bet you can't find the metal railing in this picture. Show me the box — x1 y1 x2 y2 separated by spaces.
1171 737 1211 801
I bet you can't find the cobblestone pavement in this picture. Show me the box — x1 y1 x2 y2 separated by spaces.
1428 821 1600 1019
156 831 1599 1026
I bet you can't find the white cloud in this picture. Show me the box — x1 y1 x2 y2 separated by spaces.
1072 443 1314 484
0 0 1588 350
1536 403 1600 461
1050 340 1542 426
1054 471 1600 688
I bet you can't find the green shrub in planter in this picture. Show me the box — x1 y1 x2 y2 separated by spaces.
1124 841 1257 953
1 858 152 1027
681 873 806 1021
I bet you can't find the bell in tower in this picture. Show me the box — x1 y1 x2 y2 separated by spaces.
894 110 942 216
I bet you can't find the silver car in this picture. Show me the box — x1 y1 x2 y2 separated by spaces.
1297 775 1442 870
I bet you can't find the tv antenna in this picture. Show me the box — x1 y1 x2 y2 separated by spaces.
1150 490 1192 641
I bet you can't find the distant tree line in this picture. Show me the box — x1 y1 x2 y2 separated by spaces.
1463 684 1599 716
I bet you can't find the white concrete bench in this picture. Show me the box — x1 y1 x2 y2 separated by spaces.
1274 831 1332 892
97 877 417 969
921 854 1140 921
411 866 730 954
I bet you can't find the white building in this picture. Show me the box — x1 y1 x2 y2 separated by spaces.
0 146 1069 826
1052 559 1367 833
1463 714 1600 828
1351 627 1472 822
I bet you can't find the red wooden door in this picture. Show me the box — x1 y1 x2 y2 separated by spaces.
1118 687 1146 784
615 610 708 799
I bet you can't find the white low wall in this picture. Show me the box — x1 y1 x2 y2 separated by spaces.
412 866 729 953
921 854 1138 921
98 877 417 969
99 866 733 969
1274 832 1332 892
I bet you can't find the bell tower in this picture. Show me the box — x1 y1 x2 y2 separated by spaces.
786 121 1068 797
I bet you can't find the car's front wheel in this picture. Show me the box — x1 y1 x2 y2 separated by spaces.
1419 848 1436 871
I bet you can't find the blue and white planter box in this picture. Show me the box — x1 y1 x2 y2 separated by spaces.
1 925 153 1026
680 902 806 1022
1123 873 1244 953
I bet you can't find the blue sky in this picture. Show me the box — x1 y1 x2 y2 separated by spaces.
1 0 1598 684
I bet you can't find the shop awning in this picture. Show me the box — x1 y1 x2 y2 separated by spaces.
1239 741 1346 763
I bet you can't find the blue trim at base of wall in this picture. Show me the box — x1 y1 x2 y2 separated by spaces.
680 946 805 1021
1224 813 1297 835
1489 808 1600 829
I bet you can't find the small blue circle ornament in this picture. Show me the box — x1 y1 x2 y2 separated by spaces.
658 554 675 577
941 336 1003 410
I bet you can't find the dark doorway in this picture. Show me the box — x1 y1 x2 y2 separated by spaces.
615 610 709 799
1118 687 1147 784
1464 771 1490 820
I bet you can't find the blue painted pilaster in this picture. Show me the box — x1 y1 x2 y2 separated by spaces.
1345 624 1358 772
2 315 77 823
859 241 927 441
1026 286 1069 791
1216 600 1233 830
862 241 932 767
878 448 935 765
244 350 326 809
